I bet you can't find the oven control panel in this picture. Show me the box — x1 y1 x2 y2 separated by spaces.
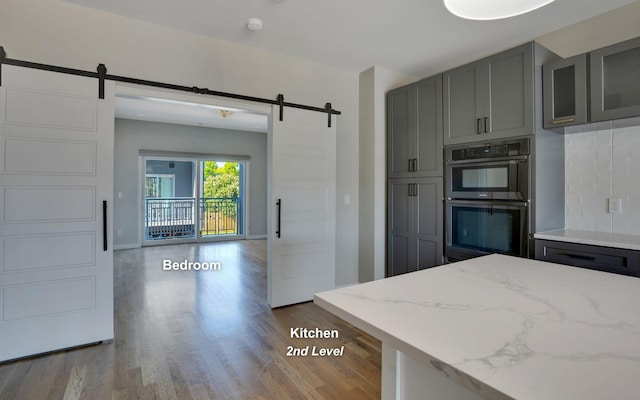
448 138 529 161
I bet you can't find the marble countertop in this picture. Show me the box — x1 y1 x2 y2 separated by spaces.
534 229 640 251
314 254 640 400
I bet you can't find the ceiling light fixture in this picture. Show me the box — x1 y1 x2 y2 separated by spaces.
444 0 555 20
247 18 263 31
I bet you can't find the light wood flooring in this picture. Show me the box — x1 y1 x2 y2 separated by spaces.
0 240 381 399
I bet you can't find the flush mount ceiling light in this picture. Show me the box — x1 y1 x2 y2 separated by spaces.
444 0 555 20
247 18 263 31
218 110 232 118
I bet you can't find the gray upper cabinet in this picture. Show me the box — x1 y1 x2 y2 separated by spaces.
590 36 640 122
543 53 588 128
442 61 483 144
388 74 443 178
444 43 534 145
388 85 412 178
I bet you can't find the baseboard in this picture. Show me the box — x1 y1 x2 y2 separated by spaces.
247 234 267 240
114 243 141 250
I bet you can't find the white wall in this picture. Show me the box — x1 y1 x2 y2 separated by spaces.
0 0 360 286
536 1 640 58
114 119 268 248
564 118 640 235
358 66 416 282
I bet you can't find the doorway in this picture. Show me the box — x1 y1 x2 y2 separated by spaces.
115 85 337 308
142 156 246 245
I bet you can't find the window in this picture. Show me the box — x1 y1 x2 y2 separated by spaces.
145 174 175 198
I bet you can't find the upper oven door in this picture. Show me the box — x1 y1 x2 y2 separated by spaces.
446 156 529 200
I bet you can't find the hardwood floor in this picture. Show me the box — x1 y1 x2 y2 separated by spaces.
0 240 381 399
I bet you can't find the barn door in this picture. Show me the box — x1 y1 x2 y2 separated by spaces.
0 64 114 361
268 107 336 307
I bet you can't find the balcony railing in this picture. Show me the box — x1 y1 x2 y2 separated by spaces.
145 197 240 240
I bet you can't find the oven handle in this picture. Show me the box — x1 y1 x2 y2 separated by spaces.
445 154 528 165
446 198 529 207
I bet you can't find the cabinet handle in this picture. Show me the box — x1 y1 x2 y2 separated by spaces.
561 252 596 262
408 183 418 197
276 199 282 238
552 117 576 124
412 159 418 172
476 118 482 134
484 117 489 133
408 159 412 172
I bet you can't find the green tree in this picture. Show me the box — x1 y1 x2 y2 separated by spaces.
203 161 239 199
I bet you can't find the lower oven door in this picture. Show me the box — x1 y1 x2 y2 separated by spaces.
446 200 528 262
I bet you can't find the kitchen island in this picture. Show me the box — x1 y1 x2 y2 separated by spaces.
314 254 640 400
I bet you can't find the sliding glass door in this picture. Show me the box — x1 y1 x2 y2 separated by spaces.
142 156 245 245
200 160 243 237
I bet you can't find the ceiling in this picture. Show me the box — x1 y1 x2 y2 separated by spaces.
63 0 637 77
68 0 637 131
115 95 269 132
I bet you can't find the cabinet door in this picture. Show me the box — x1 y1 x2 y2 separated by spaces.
415 75 443 176
543 53 588 128
443 61 484 145
485 43 534 139
387 86 414 179
415 178 444 270
590 36 640 122
387 179 414 276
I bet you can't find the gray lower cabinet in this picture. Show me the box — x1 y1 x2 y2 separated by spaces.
388 74 443 179
444 42 535 145
590 36 640 122
387 178 443 276
543 53 588 128
535 239 640 277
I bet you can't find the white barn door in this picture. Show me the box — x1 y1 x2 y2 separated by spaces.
268 107 336 307
0 65 114 362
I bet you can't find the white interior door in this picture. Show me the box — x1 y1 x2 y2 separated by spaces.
268 107 336 307
0 65 114 362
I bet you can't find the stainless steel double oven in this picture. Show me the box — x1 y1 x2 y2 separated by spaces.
445 138 530 262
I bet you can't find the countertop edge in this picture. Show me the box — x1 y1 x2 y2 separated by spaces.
313 292 514 400
534 229 640 251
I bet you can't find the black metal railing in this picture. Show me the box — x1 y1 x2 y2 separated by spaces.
200 197 240 236
145 198 196 240
145 197 240 240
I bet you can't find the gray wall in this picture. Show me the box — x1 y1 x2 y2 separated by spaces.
114 118 267 248
145 160 194 197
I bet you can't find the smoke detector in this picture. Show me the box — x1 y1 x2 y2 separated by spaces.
247 18 263 31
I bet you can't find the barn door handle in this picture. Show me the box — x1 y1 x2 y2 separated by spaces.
103 200 108 251
276 199 282 238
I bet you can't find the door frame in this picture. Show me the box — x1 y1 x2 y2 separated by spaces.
116 85 338 306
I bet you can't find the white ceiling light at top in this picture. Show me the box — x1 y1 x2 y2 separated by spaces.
247 18 263 31
444 0 555 20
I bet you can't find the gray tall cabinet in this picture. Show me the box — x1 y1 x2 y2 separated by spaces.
387 75 443 276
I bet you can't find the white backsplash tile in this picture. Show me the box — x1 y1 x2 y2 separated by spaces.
565 119 640 235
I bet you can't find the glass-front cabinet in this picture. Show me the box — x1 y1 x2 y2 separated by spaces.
543 53 588 128
590 36 640 122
